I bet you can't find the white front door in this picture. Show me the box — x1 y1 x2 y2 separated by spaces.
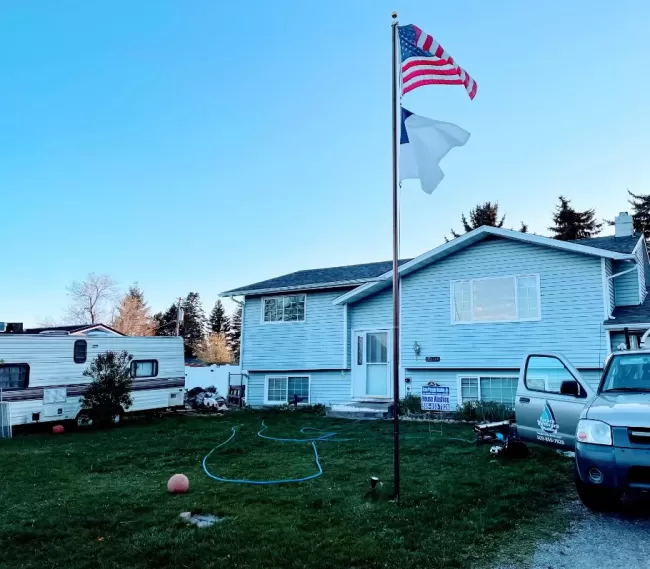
352 330 390 398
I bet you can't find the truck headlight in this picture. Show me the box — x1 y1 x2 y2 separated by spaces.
576 419 612 446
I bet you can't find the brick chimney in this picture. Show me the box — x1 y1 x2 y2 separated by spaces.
615 212 634 238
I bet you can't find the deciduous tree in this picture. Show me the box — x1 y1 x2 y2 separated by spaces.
112 284 154 336
66 273 117 324
195 333 232 365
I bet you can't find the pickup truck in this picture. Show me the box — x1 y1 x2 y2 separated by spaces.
516 351 650 510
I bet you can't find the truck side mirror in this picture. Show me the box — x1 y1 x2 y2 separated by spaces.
560 380 580 397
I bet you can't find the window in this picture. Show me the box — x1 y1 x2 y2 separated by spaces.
451 275 540 323
130 360 158 378
459 376 518 407
73 340 87 363
366 332 388 364
0 364 29 390
263 295 306 323
525 355 578 393
265 376 310 404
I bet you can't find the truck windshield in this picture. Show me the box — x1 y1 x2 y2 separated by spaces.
602 354 650 392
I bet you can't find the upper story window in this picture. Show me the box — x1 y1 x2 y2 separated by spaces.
0 364 29 390
263 295 306 323
452 275 540 324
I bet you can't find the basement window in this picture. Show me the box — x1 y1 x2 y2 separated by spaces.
459 376 518 407
265 376 310 404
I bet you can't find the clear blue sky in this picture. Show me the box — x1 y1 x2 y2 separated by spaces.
1 1 649 326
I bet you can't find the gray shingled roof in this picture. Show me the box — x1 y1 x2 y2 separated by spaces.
222 260 411 296
572 234 642 254
606 296 650 326
223 232 645 297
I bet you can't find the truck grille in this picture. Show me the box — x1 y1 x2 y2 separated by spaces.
628 427 650 445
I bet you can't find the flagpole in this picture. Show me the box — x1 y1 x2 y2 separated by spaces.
390 11 401 501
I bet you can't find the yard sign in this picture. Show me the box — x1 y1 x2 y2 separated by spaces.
421 383 450 412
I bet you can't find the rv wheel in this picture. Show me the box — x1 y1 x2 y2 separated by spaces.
76 413 93 428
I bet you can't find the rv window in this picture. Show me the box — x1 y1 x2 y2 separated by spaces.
0 364 29 390
73 340 87 363
130 360 158 378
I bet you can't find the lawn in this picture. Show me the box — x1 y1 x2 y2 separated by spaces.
0 412 573 569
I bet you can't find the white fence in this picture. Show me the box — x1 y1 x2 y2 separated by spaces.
184 364 241 398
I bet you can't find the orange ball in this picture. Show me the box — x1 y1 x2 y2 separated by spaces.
167 474 189 493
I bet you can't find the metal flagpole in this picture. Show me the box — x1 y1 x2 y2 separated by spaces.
390 11 401 501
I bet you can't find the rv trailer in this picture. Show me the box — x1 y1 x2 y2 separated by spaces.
0 333 185 428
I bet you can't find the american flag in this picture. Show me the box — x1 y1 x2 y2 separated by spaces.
398 24 477 100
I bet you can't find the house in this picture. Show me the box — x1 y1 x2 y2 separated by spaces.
221 212 650 410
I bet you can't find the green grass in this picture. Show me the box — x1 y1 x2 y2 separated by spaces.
0 413 573 569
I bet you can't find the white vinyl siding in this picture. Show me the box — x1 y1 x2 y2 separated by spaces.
451 275 540 324
264 375 310 404
262 295 306 323
458 375 518 407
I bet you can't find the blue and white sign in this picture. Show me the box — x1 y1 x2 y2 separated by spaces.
421 384 450 411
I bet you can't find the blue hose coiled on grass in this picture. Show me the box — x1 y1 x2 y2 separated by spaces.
202 422 351 485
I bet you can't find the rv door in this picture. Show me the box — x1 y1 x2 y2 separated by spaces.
516 354 593 450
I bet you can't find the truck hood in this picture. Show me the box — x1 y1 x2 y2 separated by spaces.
586 392 650 427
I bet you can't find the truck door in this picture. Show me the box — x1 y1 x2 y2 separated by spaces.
516 354 593 449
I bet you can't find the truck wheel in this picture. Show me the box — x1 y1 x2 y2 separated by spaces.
575 471 621 511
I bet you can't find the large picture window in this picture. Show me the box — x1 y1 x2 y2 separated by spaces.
0 364 29 390
452 275 540 323
458 376 518 408
263 295 306 323
265 376 310 404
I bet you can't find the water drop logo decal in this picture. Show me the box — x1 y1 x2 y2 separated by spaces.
537 401 559 434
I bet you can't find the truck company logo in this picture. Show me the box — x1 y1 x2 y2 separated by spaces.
537 401 559 435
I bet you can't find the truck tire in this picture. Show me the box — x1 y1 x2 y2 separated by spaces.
575 469 621 511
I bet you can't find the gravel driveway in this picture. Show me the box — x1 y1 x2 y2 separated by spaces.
497 498 650 569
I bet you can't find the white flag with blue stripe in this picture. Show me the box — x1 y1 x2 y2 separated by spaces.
399 107 470 194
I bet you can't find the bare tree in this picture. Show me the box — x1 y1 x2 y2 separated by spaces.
66 273 118 324
195 333 232 365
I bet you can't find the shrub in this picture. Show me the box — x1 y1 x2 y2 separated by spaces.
398 394 422 415
454 401 515 422
81 351 133 425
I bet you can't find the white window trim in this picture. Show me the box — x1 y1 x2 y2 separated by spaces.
456 374 519 406
264 374 311 405
260 294 307 324
450 274 541 325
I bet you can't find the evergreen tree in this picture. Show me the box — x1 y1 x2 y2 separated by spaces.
228 304 242 364
208 300 230 335
451 201 505 238
112 283 154 336
449 202 527 240
182 292 206 357
627 190 650 239
548 196 603 241
153 303 181 337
